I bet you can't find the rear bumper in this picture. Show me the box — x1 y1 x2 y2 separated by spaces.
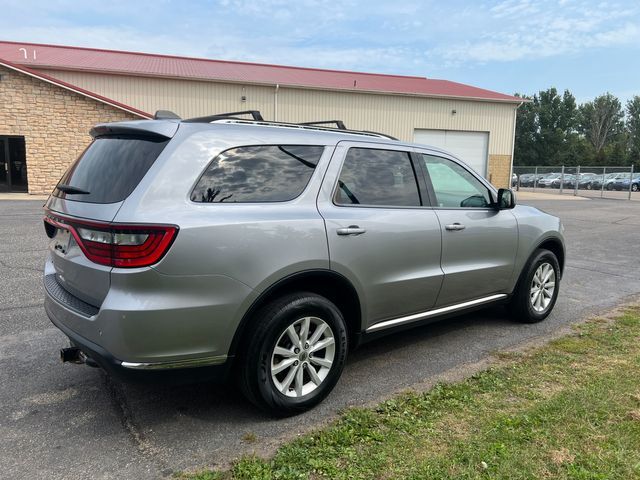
47 305 230 383
43 258 254 383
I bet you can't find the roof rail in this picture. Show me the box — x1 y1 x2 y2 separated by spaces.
177 110 398 140
154 110 181 120
183 110 264 123
300 120 347 130
212 119 398 141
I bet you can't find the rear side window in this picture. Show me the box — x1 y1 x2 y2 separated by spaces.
191 145 324 203
335 148 421 207
54 136 169 204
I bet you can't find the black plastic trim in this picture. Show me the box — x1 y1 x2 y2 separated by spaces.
44 274 99 317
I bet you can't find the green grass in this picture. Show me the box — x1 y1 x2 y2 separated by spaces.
180 308 640 480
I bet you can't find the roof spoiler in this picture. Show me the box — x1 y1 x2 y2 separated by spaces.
90 120 179 139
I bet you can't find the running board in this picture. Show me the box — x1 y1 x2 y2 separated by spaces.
366 294 508 333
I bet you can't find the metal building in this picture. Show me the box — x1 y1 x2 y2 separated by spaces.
0 41 522 194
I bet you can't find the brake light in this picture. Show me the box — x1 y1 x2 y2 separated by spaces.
44 214 178 268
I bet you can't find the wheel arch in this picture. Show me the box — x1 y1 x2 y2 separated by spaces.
228 269 363 361
511 234 565 296
535 236 565 276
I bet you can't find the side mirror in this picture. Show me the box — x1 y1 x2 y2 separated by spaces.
496 188 516 209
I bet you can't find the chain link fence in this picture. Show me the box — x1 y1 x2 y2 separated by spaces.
512 165 638 200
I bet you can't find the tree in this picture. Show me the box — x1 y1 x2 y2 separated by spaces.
513 88 580 166
514 89 633 167
627 96 640 164
513 94 537 165
579 93 625 158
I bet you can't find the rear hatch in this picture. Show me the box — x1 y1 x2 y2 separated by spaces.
44 122 176 308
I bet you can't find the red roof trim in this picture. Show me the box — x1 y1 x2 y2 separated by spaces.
31 64 524 104
0 40 522 103
0 57 152 118
0 39 427 81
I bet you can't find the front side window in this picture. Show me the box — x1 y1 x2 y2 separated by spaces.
422 154 491 208
191 145 324 203
335 148 421 207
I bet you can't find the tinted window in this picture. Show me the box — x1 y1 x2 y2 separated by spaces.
422 154 491 208
335 148 421 207
191 145 324 203
54 136 169 204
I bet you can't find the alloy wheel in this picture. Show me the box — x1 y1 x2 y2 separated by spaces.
530 262 556 313
270 316 335 398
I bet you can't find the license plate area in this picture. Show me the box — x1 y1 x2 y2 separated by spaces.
52 228 72 255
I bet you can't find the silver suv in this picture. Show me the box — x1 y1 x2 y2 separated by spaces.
43 111 565 414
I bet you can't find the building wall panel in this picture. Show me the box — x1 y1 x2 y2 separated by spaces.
33 69 518 187
39 69 517 155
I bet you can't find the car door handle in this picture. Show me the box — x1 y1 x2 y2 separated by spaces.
336 225 366 236
445 223 466 231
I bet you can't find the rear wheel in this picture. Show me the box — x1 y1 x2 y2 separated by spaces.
509 249 560 323
238 292 348 415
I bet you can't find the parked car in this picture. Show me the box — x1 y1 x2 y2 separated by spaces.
610 175 640 192
43 111 565 414
516 173 537 187
561 173 579 189
538 173 573 188
512 173 518 187
604 173 629 190
576 173 599 190
529 173 548 187
590 173 619 190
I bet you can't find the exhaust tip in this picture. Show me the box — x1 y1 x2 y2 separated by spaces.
60 347 82 364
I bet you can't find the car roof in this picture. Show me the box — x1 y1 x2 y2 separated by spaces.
94 118 455 157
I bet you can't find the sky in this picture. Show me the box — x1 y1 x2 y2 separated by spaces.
1 0 639 104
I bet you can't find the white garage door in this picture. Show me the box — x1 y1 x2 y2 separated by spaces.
414 129 489 177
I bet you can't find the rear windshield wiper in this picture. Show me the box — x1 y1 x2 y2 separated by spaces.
57 184 91 195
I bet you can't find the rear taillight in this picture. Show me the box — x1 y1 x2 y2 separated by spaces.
44 214 178 268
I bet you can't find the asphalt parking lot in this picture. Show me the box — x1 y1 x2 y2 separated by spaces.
2 197 640 479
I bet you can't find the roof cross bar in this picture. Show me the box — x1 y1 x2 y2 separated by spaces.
299 120 347 130
183 110 264 123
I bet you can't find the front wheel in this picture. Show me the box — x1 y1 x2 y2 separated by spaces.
632 183 639 192
238 293 348 416
509 249 560 323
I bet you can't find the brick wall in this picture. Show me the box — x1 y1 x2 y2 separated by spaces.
0 65 140 194
487 154 512 189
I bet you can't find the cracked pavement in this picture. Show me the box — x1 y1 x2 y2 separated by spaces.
1 197 640 479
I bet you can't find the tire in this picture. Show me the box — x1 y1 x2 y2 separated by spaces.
606 183 613 191
586 183 592 190
632 183 639 192
237 292 348 416
508 249 560 323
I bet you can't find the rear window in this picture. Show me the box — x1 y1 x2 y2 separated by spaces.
53 135 169 204
190 145 324 203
